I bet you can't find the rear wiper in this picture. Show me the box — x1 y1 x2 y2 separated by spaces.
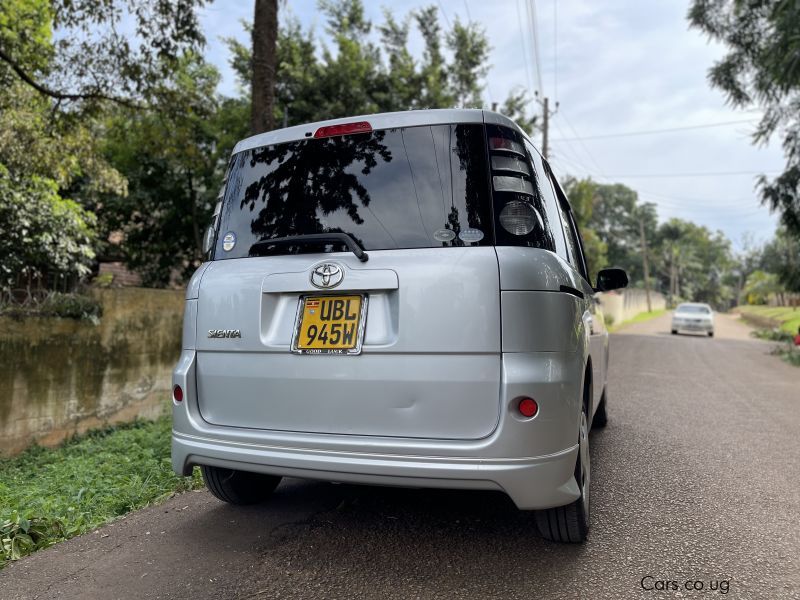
249 233 369 262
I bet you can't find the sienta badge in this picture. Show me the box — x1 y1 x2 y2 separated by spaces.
458 228 484 243
222 231 237 252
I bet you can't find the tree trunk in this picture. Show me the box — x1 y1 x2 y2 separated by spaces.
251 0 278 135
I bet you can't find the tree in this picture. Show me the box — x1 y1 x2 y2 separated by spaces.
762 227 800 294
688 0 800 237
0 164 96 299
653 218 734 307
251 0 278 134
743 270 782 305
0 0 207 111
100 54 224 286
225 1 537 126
561 177 608 275
560 177 658 283
447 18 490 108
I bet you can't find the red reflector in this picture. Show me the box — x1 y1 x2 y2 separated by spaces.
518 397 538 418
314 121 372 138
173 385 183 403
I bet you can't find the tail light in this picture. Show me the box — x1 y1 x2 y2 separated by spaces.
173 385 184 403
499 200 541 235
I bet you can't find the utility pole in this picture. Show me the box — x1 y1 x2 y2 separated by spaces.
639 216 653 313
536 94 558 160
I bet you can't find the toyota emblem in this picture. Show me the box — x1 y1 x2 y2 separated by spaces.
310 263 344 288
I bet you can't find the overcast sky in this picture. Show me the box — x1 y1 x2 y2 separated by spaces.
197 0 784 251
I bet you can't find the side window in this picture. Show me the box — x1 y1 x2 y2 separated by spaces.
524 140 568 260
546 165 590 281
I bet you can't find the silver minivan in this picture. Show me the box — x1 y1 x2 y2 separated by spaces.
172 109 627 542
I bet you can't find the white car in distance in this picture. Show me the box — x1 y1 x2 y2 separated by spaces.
671 303 714 337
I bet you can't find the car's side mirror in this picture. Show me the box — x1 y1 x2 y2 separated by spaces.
595 268 628 292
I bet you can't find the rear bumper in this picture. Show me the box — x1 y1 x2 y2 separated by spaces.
172 430 579 510
171 348 586 510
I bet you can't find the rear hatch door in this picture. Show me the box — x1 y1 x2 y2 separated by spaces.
195 120 502 440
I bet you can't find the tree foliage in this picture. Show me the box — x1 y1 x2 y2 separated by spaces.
99 54 225 286
225 1 536 129
761 227 800 293
743 270 782 304
562 177 736 307
0 0 208 110
0 164 96 298
689 0 800 237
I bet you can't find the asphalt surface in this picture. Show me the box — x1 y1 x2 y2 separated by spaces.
2 312 799 599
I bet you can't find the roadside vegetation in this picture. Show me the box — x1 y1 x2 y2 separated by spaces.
0 417 202 568
0 291 102 321
737 305 800 335
736 306 800 368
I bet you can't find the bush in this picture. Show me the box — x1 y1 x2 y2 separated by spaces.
0 163 97 298
0 291 102 321
752 328 794 343
37 292 103 320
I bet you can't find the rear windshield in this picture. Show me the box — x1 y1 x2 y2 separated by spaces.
214 124 495 259
677 305 711 314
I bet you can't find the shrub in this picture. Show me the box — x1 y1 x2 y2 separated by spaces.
752 328 794 343
37 292 103 320
0 163 97 299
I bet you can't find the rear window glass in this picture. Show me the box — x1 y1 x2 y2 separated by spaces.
215 124 494 259
677 305 711 314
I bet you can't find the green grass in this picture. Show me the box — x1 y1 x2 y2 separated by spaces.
0 417 202 567
737 306 800 368
736 305 800 334
608 308 668 332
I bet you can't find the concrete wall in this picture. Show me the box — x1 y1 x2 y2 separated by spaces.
597 288 666 326
0 288 183 456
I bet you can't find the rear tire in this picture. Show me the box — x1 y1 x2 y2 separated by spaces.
671 329 678 335
201 465 281 505
592 389 608 429
535 404 590 543
708 331 714 337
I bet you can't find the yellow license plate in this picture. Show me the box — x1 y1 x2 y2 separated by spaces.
292 295 367 355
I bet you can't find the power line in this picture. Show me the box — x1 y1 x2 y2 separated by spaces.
558 110 609 179
551 119 757 142
531 0 544 95
601 170 780 179
462 0 472 21
550 122 603 177
524 0 543 95
553 0 558 102
516 0 534 96
435 0 451 28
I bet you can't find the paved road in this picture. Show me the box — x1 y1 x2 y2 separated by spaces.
2 313 799 599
